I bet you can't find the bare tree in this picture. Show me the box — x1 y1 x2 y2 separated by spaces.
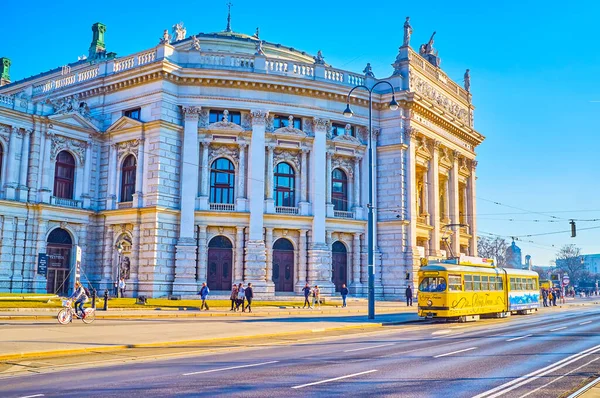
477 236 509 268
555 244 588 286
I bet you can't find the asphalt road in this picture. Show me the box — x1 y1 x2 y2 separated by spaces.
1 304 600 398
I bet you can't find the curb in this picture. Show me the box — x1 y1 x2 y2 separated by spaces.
0 322 386 362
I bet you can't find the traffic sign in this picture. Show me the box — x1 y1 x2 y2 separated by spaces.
562 275 570 286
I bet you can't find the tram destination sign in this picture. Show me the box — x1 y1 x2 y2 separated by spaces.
37 253 48 277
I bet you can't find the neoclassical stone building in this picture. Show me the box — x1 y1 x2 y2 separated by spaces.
0 19 483 297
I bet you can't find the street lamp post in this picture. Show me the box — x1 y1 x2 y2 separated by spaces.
344 81 398 320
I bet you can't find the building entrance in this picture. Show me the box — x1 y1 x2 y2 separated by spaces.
207 236 233 291
273 238 294 292
46 228 72 296
332 241 348 292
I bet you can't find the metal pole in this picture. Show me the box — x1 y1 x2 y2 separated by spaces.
367 91 375 320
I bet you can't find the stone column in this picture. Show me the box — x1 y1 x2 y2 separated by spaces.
372 128 383 295
353 155 361 209
236 142 247 211
349 232 362 294
308 118 334 294
428 141 441 256
265 145 275 213
17 129 31 201
33 219 48 292
295 229 308 292
325 151 334 217
234 226 244 282
245 110 272 294
173 106 201 295
405 128 419 260
101 222 114 290
198 139 210 210
469 161 478 255
450 152 461 256
299 148 309 215
265 227 273 283
4 127 19 200
40 132 53 203
130 220 140 294
197 225 208 282
423 166 430 224
106 143 117 210
133 138 145 208
81 140 93 208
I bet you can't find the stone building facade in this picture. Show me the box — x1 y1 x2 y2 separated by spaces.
0 20 483 298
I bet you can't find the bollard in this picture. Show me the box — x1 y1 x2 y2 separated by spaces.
92 288 97 309
103 289 109 311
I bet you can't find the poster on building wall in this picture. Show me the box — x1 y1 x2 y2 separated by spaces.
74 245 82 284
37 254 48 277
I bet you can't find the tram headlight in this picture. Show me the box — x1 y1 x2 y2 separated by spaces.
427 300 433 307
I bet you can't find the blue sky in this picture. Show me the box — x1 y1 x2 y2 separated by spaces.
2 0 599 265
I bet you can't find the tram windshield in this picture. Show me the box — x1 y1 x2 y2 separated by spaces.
419 277 447 292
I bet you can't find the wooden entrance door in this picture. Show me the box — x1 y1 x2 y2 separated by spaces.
332 241 348 292
273 239 294 292
207 236 233 291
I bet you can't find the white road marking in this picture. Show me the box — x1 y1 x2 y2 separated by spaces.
434 347 477 358
580 321 592 325
182 360 279 376
18 395 44 398
520 357 600 398
506 334 532 342
344 343 394 353
291 369 378 389
550 326 567 331
432 330 453 335
473 344 600 398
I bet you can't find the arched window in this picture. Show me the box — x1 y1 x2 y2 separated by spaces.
332 168 348 211
274 162 295 207
54 151 76 199
120 155 137 202
210 158 235 204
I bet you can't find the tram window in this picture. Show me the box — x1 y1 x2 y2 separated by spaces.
473 275 481 291
533 279 538 290
418 277 447 292
527 278 534 290
449 275 462 291
489 276 496 291
519 278 525 291
481 276 489 290
464 274 473 291
496 278 503 290
510 278 516 290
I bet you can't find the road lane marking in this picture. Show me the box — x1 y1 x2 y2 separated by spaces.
550 326 567 331
18 395 44 398
182 360 279 376
520 357 600 398
580 321 592 325
434 347 477 358
506 334 532 342
344 343 394 353
291 369 378 389
473 344 600 398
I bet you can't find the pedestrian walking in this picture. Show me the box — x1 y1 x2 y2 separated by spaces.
312 285 321 309
406 284 413 307
340 284 349 308
118 277 126 298
199 282 210 311
542 289 548 307
302 283 312 309
245 283 254 313
230 284 238 311
236 283 246 312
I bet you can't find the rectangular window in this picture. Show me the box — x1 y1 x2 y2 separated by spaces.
510 277 516 290
273 115 302 130
481 276 489 291
473 275 481 291
449 275 462 291
496 277 503 291
209 110 241 125
331 123 347 137
124 108 141 120
464 274 473 291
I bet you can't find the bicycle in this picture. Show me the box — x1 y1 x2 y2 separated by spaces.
57 298 96 325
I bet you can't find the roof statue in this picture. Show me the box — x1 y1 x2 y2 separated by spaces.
255 40 265 56
403 17 413 47
159 30 171 45
190 35 201 51
464 69 471 92
225 2 233 32
314 50 325 65
419 31 441 67
253 27 260 39
172 22 186 42
363 63 375 77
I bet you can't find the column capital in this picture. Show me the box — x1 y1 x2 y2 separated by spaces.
250 110 269 126
180 105 202 120
313 117 330 131
433 140 442 150
236 226 245 233
403 126 417 142
471 160 478 170
238 140 248 148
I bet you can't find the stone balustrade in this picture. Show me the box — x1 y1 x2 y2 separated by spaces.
50 196 83 208
0 94 13 107
209 203 235 211
275 206 299 215
333 210 354 219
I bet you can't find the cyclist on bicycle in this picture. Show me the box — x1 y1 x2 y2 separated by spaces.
70 281 88 318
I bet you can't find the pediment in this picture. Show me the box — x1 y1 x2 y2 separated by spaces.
206 121 244 133
48 112 100 132
332 133 361 145
107 116 143 133
273 126 306 136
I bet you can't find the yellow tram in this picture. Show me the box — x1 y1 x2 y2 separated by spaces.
417 255 540 321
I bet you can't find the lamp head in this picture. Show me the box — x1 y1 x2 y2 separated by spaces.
343 104 353 118
389 96 399 111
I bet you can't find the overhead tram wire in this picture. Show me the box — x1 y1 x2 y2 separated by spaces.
477 197 564 220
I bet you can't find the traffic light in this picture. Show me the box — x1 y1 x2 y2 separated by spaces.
570 220 576 238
